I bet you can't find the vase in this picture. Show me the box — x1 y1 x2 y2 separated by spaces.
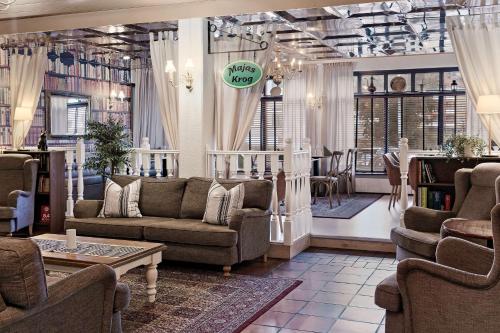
464 144 475 158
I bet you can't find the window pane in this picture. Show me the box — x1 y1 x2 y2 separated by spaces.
443 94 467 139
443 71 465 92
372 98 386 172
356 97 373 172
361 75 384 93
353 76 359 94
424 96 439 150
403 97 423 150
387 97 401 151
415 72 440 91
388 74 410 92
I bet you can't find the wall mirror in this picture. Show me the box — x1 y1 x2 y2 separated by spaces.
47 93 90 137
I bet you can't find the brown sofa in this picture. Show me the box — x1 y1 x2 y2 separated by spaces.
376 204 500 333
65 176 273 275
0 237 130 333
391 163 500 261
0 154 38 236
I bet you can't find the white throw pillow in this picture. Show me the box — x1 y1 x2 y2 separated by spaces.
98 178 142 218
203 180 245 225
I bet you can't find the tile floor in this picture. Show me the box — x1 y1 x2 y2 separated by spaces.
242 249 397 333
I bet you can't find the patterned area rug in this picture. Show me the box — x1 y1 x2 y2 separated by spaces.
121 265 301 333
311 193 384 219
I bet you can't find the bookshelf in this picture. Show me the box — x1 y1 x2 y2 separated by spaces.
410 156 500 210
3 150 65 234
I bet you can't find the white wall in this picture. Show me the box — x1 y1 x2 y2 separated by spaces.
354 53 459 72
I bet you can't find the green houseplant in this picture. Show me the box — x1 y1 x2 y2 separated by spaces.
443 134 486 159
84 117 131 177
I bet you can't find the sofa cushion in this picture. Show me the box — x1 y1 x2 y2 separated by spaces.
144 219 238 247
66 216 172 239
99 178 142 218
374 273 401 312
203 180 244 226
180 177 273 219
0 237 48 309
0 207 16 220
139 180 186 218
391 227 440 259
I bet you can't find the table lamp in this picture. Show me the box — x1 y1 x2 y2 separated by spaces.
477 95 500 156
14 106 33 150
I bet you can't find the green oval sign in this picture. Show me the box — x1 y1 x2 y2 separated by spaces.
222 60 263 89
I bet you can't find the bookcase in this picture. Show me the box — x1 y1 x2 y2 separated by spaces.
410 156 500 210
4 150 66 234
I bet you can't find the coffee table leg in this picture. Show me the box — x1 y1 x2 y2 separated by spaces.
146 263 158 303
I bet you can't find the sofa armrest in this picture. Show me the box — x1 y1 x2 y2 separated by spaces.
404 206 456 232
74 200 104 218
436 237 493 275
229 208 271 262
7 190 31 208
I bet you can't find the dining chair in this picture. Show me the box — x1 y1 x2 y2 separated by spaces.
383 153 401 209
311 151 343 209
338 148 357 198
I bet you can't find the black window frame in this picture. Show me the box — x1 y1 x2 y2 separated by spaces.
354 67 467 174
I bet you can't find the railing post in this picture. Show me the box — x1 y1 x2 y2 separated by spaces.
75 138 85 201
141 138 151 177
399 137 409 227
256 154 265 179
230 154 238 179
243 155 251 178
270 154 282 240
283 138 293 246
303 138 312 234
133 150 142 176
154 153 162 177
65 150 74 217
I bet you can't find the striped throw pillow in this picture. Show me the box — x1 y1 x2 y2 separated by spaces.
98 178 142 218
203 180 245 225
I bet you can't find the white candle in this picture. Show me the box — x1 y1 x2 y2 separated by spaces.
66 229 77 249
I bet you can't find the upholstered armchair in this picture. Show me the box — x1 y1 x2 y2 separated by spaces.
391 162 500 261
0 154 39 235
376 204 500 333
0 237 130 333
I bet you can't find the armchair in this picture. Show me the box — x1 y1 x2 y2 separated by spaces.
391 162 500 261
0 237 130 333
375 204 500 333
0 154 38 236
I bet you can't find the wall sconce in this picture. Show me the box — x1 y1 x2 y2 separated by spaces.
165 59 195 92
307 93 323 110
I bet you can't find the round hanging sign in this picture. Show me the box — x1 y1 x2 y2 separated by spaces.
222 60 263 89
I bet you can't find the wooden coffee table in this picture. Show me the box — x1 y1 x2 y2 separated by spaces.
441 219 493 248
31 234 166 302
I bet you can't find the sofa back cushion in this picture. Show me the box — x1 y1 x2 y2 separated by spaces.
0 237 48 309
180 177 273 219
111 176 187 218
457 163 500 220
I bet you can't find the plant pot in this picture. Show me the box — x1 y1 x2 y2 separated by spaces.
464 144 475 158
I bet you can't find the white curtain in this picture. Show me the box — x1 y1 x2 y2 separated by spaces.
447 15 500 145
10 47 47 149
149 31 179 149
131 65 166 148
305 65 323 155
283 70 307 150
213 27 275 151
322 62 355 153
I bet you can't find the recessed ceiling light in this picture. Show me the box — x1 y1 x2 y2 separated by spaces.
123 55 131 60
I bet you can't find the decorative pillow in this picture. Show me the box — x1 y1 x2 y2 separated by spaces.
203 180 245 225
98 178 142 218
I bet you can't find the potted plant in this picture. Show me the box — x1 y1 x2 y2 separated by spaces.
443 134 486 159
84 117 131 177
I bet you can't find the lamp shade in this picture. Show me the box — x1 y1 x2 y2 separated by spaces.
165 60 177 73
14 106 33 121
477 95 500 115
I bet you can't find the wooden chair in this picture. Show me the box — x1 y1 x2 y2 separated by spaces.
311 151 343 209
338 148 357 198
383 153 401 209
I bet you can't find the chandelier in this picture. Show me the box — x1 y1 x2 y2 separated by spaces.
267 55 303 96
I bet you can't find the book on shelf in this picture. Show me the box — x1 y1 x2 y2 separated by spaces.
419 160 436 184
418 187 452 211
39 205 51 225
38 175 50 193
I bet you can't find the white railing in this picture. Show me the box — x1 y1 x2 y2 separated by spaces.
400 137 409 226
206 138 313 246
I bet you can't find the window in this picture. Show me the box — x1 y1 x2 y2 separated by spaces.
247 80 283 151
66 98 88 135
354 68 467 173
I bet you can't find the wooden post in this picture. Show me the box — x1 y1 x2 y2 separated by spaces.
283 138 293 246
399 138 409 227
75 139 85 201
65 150 74 217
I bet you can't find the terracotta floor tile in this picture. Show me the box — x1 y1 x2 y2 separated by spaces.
333 274 368 284
339 267 375 277
310 264 344 273
349 295 379 309
271 299 307 313
321 282 362 295
285 314 336 333
279 328 314 333
299 302 345 318
340 307 385 324
329 319 379 333
241 324 280 333
296 279 328 291
285 288 318 301
312 291 354 306
377 325 385 333
254 311 294 327
357 285 377 297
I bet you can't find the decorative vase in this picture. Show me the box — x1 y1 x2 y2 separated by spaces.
464 144 474 158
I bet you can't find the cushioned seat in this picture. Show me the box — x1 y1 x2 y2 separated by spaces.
391 227 440 259
0 207 16 220
66 216 172 240
374 273 401 312
144 219 238 247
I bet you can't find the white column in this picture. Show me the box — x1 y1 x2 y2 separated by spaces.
178 18 214 177
75 138 85 201
66 150 74 217
399 138 409 227
283 139 293 246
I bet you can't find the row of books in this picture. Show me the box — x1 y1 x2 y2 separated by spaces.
44 76 132 99
91 97 130 112
0 108 10 126
38 175 50 193
0 68 9 87
0 87 10 105
0 127 11 146
419 160 437 183
0 49 8 66
417 187 452 210
92 111 130 126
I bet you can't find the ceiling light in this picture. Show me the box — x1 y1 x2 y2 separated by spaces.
266 11 278 19
123 55 130 60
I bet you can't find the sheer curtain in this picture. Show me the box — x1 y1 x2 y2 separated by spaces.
448 15 500 144
131 65 166 148
305 65 323 155
322 62 355 153
283 70 307 150
10 47 47 149
149 31 178 149
213 27 275 151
